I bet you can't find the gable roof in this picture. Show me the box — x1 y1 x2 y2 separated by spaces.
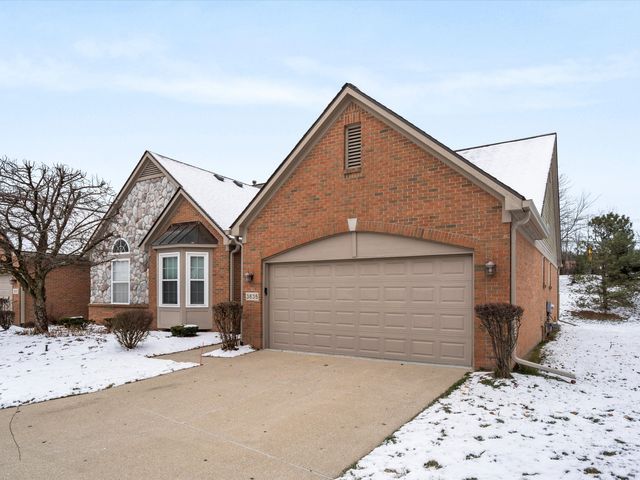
231 83 550 238
456 133 556 211
149 152 259 231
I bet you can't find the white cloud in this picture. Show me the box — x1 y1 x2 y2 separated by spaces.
0 53 330 107
426 53 640 93
0 45 637 112
73 38 159 60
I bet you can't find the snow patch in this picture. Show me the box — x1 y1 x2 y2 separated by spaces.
203 345 255 358
457 134 555 211
151 152 259 230
0 326 221 409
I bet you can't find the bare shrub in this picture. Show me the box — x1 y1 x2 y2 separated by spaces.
212 301 242 350
475 303 524 378
111 310 152 349
0 298 14 330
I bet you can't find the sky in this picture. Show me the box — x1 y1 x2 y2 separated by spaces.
1 1 639 225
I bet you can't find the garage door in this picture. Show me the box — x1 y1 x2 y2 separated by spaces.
268 255 473 366
0 275 13 309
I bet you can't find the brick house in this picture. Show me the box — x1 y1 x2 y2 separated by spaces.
88 152 259 329
231 84 560 369
0 263 90 325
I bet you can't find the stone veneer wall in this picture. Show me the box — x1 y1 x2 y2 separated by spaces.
90 176 176 304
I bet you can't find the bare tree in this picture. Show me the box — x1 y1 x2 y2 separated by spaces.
559 173 596 267
0 157 117 333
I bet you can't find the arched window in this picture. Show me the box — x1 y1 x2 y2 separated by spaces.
112 238 130 255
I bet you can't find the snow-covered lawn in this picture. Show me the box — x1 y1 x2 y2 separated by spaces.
202 344 255 358
339 276 640 480
0 325 221 409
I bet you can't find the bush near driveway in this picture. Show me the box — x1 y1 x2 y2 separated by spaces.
213 301 242 350
111 310 152 349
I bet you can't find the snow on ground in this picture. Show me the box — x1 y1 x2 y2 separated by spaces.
339 276 640 480
202 344 255 358
0 326 221 409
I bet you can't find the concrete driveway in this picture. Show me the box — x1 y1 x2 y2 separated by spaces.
0 348 467 480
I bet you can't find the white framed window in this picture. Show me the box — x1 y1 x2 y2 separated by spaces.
186 252 209 307
111 259 130 304
112 238 130 255
159 253 180 307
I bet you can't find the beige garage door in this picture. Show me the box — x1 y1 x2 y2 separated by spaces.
0 275 13 309
268 255 473 366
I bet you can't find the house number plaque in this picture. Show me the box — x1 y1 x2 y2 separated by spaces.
245 292 260 302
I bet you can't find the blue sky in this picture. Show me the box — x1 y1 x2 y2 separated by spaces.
1 1 639 225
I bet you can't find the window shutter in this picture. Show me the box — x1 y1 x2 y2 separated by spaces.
345 124 362 169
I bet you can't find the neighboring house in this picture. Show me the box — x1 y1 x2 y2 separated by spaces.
88 152 259 330
231 84 560 370
0 264 90 325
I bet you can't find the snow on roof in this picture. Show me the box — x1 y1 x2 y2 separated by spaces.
456 134 555 210
150 152 260 230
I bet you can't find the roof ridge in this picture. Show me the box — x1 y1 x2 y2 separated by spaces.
455 133 557 152
149 151 256 187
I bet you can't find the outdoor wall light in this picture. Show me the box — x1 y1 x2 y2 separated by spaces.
244 272 254 283
484 261 496 276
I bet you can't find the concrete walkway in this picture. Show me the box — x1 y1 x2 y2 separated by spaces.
0 348 467 480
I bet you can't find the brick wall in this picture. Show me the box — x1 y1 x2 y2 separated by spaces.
241 101 512 369
515 231 559 358
13 263 90 324
88 303 150 324
147 195 230 329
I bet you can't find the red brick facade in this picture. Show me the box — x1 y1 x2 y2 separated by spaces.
148 196 231 329
240 102 522 369
12 263 90 324
515 232 559 358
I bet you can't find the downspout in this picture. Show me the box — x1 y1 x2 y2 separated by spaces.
229 240 241 301
20 287 26 326
510 209 576 381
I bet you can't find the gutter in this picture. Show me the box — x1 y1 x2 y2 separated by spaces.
228 240 241 301
510 207 576 381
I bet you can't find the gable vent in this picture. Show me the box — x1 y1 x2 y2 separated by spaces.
214 173 225 181
139 161 162 179
345 123 362 169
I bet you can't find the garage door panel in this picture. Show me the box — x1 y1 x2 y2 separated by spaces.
359 312 381 327
268 256 472 366
411 286 435 302
411 313 436 331
440 341 469 363
313 311 332 325
358 263 381 276
358 336 382 354
440 313 470 334
411 261 435 275
410 340 436 359
383 262 407 275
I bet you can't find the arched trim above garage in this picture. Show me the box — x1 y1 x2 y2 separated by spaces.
265 232 472 264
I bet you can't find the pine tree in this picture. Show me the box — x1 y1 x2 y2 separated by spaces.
579 213 640 312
